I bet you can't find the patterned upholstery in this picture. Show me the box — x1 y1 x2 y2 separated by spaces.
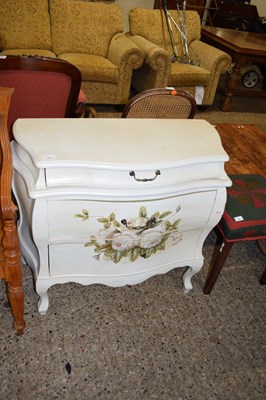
129 8 201 54
50 0 123 57
0 0 53 54
127 8 232 105
218 175 266 241
0 0 144 105
204 174 266 294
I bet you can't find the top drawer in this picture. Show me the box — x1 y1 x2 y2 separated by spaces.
13 118 230 198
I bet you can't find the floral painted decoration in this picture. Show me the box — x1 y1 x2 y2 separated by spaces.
75 206 183 263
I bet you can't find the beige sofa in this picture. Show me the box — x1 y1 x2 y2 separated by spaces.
0 0 144 105
127 8 232 105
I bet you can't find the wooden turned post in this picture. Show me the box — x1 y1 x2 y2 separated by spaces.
0 87 26 334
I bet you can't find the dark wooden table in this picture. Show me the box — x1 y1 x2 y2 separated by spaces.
214 123 266 177
201 27 266 111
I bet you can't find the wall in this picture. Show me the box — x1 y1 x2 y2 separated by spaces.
116 0 154 31
116 0 266 32
250 0 266 17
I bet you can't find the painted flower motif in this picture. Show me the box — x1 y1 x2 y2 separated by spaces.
98 227 117 240
111 232 137 251
125 216 148 228
166 233 183 247
75 206 183 264
138 230 164 249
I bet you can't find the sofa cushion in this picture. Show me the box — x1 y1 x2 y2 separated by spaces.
0 49 57 58
58 54 119 83
129 8 201 54
169 63 211 86
0 0 52 50
50 0 123 57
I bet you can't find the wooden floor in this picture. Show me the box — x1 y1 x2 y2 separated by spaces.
215 124 266 177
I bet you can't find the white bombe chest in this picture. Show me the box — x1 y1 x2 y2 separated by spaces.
12 118 230 314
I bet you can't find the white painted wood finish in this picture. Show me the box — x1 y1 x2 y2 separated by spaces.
12 118 230 314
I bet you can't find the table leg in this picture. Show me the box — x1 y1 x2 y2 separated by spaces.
221 63 241 112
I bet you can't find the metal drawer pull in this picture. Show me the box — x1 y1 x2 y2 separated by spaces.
129 169 161 182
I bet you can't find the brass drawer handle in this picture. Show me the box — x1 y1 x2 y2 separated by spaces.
129 170 161 182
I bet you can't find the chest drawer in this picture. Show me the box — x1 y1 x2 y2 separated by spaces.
12 118 229 200
48 226 206 278
47 190 217 243
44 164 223 195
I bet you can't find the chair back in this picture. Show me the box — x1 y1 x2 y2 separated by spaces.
121 88 196 119
0 87 14 216
0 56 82 139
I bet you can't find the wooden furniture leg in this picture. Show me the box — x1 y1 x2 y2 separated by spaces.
259 267 266 285
257 240 266 285
0 87 26 334
204 235 266 292
3 219 25 335
221 62 241 112
203 234 234 294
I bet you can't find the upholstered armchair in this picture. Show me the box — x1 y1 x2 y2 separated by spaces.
127 8 232 105
0 0 144 105
49 0 144 105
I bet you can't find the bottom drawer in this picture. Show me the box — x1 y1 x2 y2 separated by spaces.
48 228 207 280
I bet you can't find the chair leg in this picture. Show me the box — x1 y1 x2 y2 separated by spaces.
203 235 234 294
259 266 266 285
256 240 266 285
3 219 26 335
6 281 25 335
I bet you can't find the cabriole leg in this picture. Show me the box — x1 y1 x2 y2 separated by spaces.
183 259 203 293
36 281 50 315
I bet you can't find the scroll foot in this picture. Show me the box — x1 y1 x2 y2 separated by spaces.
36 282 50 315
182 260 203 292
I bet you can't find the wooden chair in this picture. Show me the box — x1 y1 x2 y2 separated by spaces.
122 88 197 119
0 55 89 139
0 87 25 334
204 174 266 294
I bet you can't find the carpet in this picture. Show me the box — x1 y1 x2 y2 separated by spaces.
0 233 265 400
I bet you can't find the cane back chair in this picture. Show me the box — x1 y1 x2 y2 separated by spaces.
121 88 196 118
0 87 25 334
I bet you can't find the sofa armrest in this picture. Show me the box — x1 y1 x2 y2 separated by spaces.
189 40 232 104
108 33 144 70
126 34 171 71
189 40 232 73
